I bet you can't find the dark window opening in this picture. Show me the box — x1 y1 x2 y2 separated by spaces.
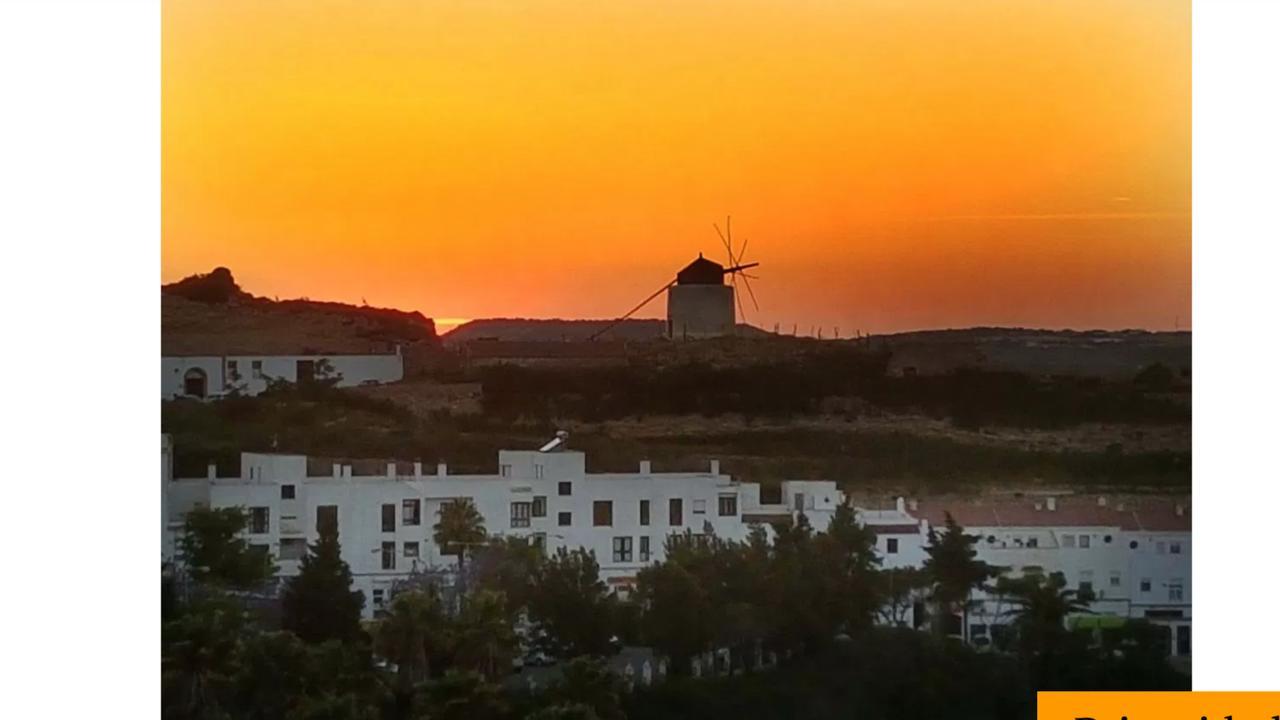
402 499 421 526
511 501 532 528
249 507 270 534
281 484 296 500
886 537 899 554
558 511 571 527
593 500 613 527
381 542 396 570
718 495 737 516
669 498 683 526
316 505 338 533
297 360 316 384
381 504 396 532
532 496 547 517
558 481 572 496
183 368 208 398
639 499 650 526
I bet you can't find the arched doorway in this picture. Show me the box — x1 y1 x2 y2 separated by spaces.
183 368 207 398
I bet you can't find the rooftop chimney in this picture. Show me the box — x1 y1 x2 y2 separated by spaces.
437 462 448 477
342 464 353 479
332 463 341 479
387 462 397 479
413 462 423 478
1097 496 1108 507
1046 497 1057 512
1175 503 1185 517
639 460 652 475
710 459 720 475
908 498 919 512
207 463 217 480
895 497 906 513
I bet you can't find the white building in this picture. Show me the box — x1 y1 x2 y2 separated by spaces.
161 438 1190 658
161 349 404 401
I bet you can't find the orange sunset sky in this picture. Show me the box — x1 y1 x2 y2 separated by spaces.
162 0 1190 334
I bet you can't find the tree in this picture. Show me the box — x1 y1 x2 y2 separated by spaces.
875 566 930 627
282 523 365 644
528 548 617 659
545 657 626 720
634 561 711 675
469 535 544 620
433 499 487 575
415 672 507 720
819 500 884 633
995 571 1094 687
922 513 997 642
179 506 276 590
451 589 518 680
162 593 250 720
229 631 312 720
373 589 446 692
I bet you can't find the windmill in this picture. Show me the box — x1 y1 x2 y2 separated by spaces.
588 216 761 341
713 215 760 324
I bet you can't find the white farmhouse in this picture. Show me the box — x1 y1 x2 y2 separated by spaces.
162 348 404 400
161 436 1190 660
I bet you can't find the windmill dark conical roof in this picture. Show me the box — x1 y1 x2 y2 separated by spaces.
676 254 725 285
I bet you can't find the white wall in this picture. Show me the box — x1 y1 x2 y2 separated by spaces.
162 351 404 400
163 446 1191 633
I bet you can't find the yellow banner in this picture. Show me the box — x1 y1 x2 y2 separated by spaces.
1038 692 1280 720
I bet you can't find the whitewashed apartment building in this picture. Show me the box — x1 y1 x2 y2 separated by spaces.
161 436 1190 658
161 349 404 401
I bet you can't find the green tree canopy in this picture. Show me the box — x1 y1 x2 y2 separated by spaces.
282 523 365 644
179 506 276 590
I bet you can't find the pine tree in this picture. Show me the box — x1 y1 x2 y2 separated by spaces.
922 513 997 642
282 523 365 644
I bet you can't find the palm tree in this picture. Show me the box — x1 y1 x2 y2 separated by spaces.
995 571 1094 687
433 499 487 575
996 571 1094 655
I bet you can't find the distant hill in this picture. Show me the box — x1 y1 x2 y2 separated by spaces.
162 268 438 357
881 328 1191 379
443 318 667 344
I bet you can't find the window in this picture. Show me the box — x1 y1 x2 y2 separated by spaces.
639 499 650 526
1026 537 1038 548
886 538 899 554
511 501 532 528
558 511 571 527
612 536 633 562
639 536 651 562
532 496 547 518
794 493 805 511
1104 535 1113 544
558 481 572 496
1078 571 1094 595
372 588 385 607
534 464 544 479
531 533 547 552
760 485 782 505
402 499 421 525
381 504 396 532
249 507 270 534
1130 540 1139 550
251 360 263 378
1140 578 1152 593
693 499 707 515
280 538 307 561
183 368 207 398
1079 535 1091 549
281 484 296 500
1110 572 1122 587
669 498 683 526
593 500 613 527
404 541 419 558
1169 580 1184 602
1170 541 1182 555
718 495 737 517
227 359 239 375
297 359 316 383
381 542 396 570
1062 534 1076 548
500 463 512 478
316 505 338 533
